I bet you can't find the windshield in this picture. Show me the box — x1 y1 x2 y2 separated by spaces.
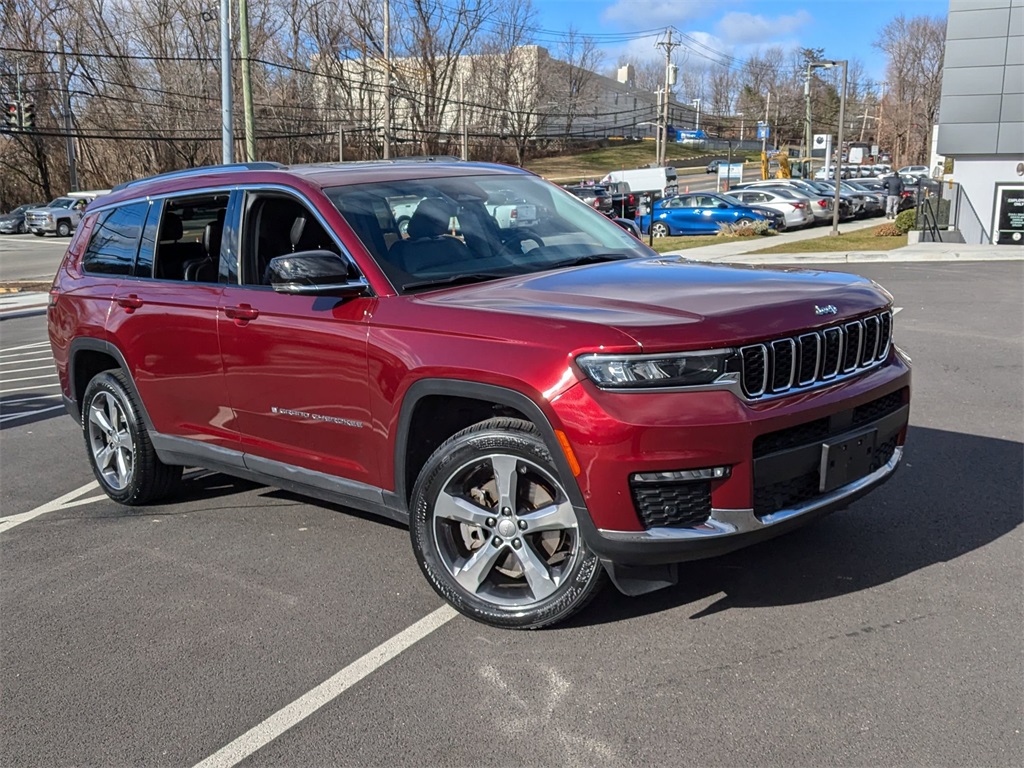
716 193 746 207
47 198 74 209
325 174 652 293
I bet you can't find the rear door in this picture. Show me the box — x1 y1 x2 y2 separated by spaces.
108 192 237 451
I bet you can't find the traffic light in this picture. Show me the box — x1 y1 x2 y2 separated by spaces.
21 103 34 130
3 102 19 130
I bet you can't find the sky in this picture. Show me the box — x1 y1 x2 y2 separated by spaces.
531 0 947 82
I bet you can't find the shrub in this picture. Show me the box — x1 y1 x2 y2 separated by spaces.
717 220 777 237
894 208 916 234
874 223 902 237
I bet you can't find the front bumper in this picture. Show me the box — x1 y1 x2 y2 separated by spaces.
553 350 910 565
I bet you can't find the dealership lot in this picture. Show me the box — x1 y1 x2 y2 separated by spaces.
1 262 1021 767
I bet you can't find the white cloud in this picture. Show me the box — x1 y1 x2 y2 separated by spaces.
714 10 813 46
601 0 733 28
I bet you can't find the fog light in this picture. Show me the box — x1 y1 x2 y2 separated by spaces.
632 466 731 483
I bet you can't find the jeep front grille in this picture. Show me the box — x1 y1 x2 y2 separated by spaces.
740 310 892 398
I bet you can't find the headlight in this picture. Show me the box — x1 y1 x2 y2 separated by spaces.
576 350 739 389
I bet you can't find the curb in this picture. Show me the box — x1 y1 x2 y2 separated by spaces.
687 250 1024 265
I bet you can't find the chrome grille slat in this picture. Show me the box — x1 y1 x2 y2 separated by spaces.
742 311 892 400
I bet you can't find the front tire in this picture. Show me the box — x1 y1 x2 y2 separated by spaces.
82 370 182 505
651 222 670 238
56 220 72 237
410 418 604 629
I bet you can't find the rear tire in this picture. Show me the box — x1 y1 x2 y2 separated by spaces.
82 370 182 505
409 418 604 629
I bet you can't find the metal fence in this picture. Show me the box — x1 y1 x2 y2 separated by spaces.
911 180 990 244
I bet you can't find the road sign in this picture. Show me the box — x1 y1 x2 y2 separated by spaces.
718 163 743 181
757 123 770 140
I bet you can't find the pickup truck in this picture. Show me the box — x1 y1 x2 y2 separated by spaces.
26 191 107 236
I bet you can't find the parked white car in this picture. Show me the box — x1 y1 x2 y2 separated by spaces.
897 165 930 178
728 188 816 229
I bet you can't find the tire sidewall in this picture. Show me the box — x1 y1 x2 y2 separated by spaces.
409 424 602 629
82 372 146 504
57 220 71 237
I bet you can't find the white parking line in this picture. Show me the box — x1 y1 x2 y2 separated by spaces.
0 372 58 384
0 357 53 366
0 383 60 394
0 342 51 355
0 405 65 423
192 605 459 768
0 480 101 533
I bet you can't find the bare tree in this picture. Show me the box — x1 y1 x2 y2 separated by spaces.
874 14 946 165
556 26 601 139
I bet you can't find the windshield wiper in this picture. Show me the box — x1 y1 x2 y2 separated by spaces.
546 253 631 269
402 272 514 291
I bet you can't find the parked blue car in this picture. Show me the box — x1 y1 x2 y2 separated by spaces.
637 192 781 236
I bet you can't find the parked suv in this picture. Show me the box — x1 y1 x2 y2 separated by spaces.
48 160 911 629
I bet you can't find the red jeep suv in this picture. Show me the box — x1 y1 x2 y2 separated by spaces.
48 160 910 629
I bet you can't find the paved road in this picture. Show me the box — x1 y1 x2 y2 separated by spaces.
0 233 68 283
1 262 1021 767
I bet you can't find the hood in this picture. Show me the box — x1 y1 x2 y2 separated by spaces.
418 257 890 351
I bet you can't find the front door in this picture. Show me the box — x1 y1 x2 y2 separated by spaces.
217 190 377 487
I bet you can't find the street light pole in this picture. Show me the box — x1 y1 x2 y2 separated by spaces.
691 98 701 132
830 60 848 237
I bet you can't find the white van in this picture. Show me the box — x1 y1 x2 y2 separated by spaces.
598 167 678 200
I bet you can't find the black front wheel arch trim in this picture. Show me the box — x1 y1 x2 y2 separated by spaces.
393 378 595 527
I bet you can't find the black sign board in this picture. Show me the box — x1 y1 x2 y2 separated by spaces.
994 184 1024 245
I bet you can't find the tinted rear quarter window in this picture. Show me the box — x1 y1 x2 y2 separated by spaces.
82 202 148 276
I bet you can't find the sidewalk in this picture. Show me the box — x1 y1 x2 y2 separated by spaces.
661 219 1024 264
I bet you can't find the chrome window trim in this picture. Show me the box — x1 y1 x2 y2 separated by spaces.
84 182 378 294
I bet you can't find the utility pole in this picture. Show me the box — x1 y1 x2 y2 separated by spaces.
239 0 255 161
761 91 771 154
339 125 344 161
459 72 469 160
655 29 679 167
654 89 662 166
220 0 233 164
57 45 78 191
382 0 391 160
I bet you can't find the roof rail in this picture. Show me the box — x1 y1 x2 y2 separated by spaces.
111 162 286 192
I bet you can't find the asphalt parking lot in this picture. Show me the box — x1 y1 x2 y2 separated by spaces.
1 261 1021 767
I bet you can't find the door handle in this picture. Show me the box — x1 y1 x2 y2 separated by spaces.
116 294 143 313
224 304 259 321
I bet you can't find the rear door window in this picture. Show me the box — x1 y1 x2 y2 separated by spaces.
82 202 148 276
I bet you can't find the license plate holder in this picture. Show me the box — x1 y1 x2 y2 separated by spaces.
819 428 878 493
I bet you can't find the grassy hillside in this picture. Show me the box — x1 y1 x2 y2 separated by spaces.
525 141 717 183
525 141 763 183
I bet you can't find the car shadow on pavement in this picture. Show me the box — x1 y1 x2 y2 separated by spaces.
0 393 65 430
564 425 1023 628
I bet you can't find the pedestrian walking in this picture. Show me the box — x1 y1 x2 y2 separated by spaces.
885 173 904 219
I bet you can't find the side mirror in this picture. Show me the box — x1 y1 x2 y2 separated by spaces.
717 202 729 209
267 251 368 297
